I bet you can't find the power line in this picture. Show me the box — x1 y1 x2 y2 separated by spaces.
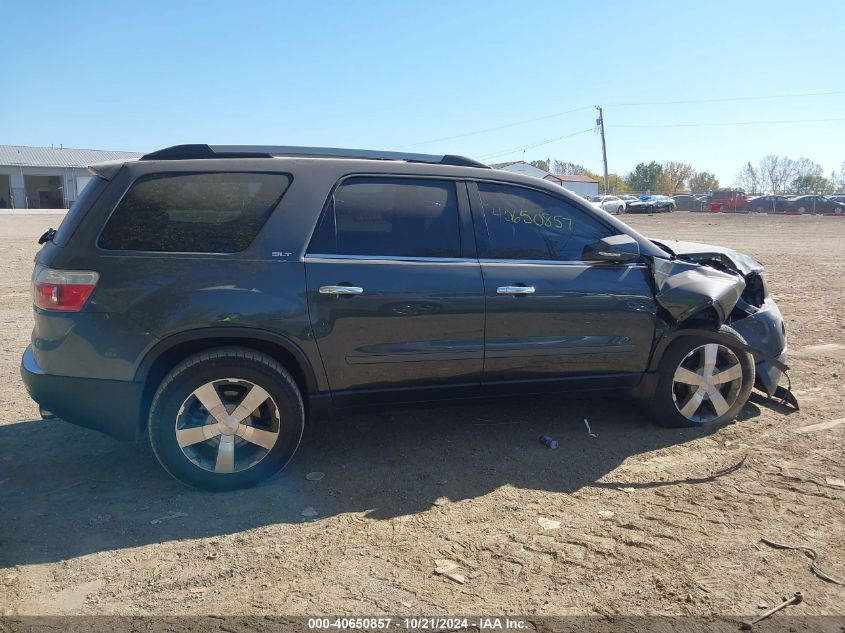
391 89 845 149
614 116 845 129
389 106 594 149
606 89 845 108
478 126 597 161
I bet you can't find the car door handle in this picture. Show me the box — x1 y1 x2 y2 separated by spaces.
319 285 364 296
497 285 535 295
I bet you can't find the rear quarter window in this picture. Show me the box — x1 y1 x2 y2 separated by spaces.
98 172 290 253
53 176 109 247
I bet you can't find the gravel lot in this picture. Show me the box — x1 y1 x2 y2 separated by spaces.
0 212 843 619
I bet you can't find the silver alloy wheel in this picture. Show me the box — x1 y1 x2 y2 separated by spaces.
175 379 281 474
671 343 744 424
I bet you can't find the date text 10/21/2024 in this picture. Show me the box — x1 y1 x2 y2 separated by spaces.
307 617 530 630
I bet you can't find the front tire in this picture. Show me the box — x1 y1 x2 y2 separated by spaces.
651 326 754 428
148 347 305 491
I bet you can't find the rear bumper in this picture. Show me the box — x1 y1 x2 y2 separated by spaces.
21 345 144 441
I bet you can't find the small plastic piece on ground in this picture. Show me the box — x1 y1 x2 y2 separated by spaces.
597 510 615 520
538 517 561 530
305 472 325 481
433 559 466 584
583 418 598 437
538 435 558 449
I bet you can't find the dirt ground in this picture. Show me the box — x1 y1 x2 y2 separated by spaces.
0 212 843 620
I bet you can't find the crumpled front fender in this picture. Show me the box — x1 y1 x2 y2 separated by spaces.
652 258 745 324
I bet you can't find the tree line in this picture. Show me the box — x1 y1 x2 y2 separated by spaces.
735 156 844 194
528 157 845 195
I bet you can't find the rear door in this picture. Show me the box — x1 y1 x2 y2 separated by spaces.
469 181 657 391
304 176 484 404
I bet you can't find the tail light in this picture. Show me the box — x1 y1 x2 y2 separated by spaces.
32 266 99 312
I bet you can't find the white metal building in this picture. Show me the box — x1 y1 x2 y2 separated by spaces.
491 161 600 198
0 145 142 210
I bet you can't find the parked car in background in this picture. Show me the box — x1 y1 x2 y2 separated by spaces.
588 195 627 214
621 195 649 213
789 195 845 214
671 194 703 211
639 195 676 212
829 195 845 204
710 188 747 212
746 195 792 213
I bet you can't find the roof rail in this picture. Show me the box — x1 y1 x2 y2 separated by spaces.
140 144 489 168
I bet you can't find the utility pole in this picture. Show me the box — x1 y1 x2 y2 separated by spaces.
596 106 609 194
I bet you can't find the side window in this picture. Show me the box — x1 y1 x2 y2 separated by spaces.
477 182 615 261
308 177 461 258
99 172 290 253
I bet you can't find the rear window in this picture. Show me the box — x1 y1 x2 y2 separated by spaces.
53 176 109 247
98 172 290 253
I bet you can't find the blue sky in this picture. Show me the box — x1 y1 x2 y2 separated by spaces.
4 0 844 185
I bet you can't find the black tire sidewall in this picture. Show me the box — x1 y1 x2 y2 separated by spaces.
148 354 304 491
651 328 755 428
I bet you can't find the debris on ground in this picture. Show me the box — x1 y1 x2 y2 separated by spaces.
597 510 615 520
583 418 598 438
189 587 208 594
150 511 188 525
760 537 845 585
618 487 636 493
825 476 844 488
538 435 558 449
434 559 466 584
305 472 325 481
537 517 561 530
740 591 803 630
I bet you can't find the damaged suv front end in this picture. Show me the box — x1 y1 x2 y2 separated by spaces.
652 239 788 399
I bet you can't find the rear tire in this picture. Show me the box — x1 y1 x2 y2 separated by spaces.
651 326 754 428
148 347 305 491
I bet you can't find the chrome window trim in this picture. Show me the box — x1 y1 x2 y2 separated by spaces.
303 253 646 268
479 258 646 267
304 254 477 264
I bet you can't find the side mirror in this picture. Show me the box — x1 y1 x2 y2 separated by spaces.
583 234 641 263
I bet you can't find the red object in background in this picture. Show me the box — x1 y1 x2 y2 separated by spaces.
710 188 747 211
709 202 723 212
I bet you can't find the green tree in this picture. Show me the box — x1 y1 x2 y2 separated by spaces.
606 173 630 194
529 158 550 172
688 171 719 193
553 161 590 175
625 162 664 194
735 162 761 194
790 174 833 194
660 162 695 193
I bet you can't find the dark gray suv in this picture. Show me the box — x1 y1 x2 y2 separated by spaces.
21 144 789 490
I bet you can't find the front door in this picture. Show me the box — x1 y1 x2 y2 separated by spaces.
469 181 657 391
305 176 484 404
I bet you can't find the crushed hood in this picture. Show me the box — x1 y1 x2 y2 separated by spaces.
652 239 764 275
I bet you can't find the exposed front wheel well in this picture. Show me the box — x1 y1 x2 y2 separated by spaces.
139 338 311 431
